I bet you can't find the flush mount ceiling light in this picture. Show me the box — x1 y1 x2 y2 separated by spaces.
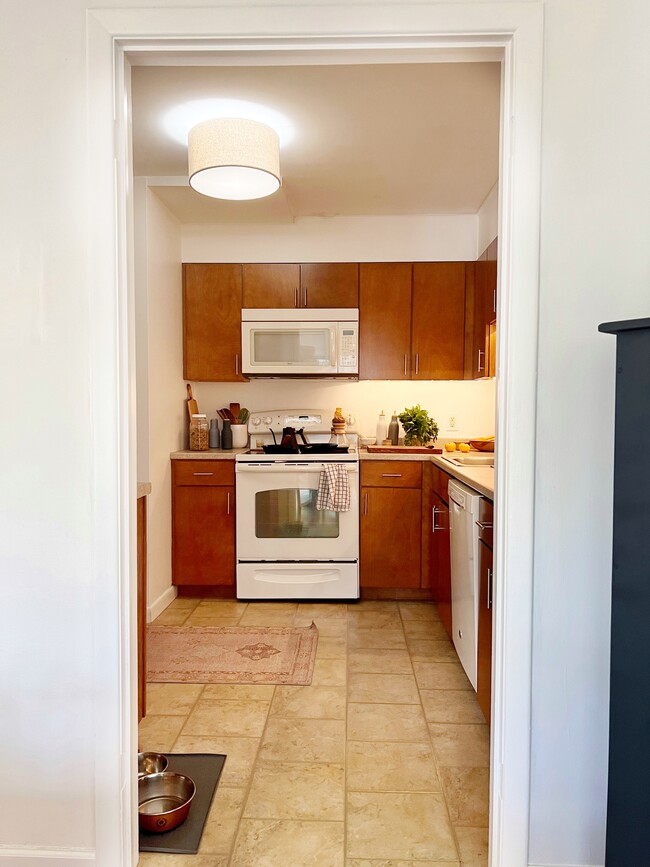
188 117 281 200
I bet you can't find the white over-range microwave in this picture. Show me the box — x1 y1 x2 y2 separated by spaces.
241 308 359 377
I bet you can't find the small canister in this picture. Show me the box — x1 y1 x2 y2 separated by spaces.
189 414 209 451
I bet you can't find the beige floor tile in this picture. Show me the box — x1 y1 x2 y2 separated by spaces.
428 724 490 768
270 685 346 719
152 608 191 626
138 714 185 752
311 658 347 686
194 599 249 615
183 613 245 627
406 639 459 662
238 610 299 627
347 741 441 792
246 602 299 614
403 618 450 640
349 648 413 675
166 597 201 611
346 792 458 861
295 616 349 636
413 661 472 690
198 786 247 854
244 762 345 820
439 767 490 827
138 855 227 866
348 628 407 650
346 861 458 867
348 703 429 743
145 683 203 716
183 699 270 738
172 735 261 787
348 672 420 704
231 818 344 866
454 826 489 866
398 602 440 622
202 683 275 702
348 600 399 612
420 690 486 724
259 717 345 763
296 602 348 619
347 610 402 629
317 635 348 658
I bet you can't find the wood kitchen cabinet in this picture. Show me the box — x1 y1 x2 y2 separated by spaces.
172 460 235 587
429 464 453 638
476 497 494 725
360 262 468 380
466 239 497 379
243 262 358 308
183 264 246 382
360 461 422 588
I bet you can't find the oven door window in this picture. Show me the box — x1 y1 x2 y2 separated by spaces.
255 488 339 538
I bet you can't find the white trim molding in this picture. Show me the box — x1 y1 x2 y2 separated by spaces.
147 584 177 623
87 5 544 866
0 847 95 865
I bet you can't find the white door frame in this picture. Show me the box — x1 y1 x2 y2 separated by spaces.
87 5 543 865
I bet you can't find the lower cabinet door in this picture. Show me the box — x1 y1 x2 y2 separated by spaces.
360 486 422 588
173 486 235 586
431 496 452 639
477 539 494 724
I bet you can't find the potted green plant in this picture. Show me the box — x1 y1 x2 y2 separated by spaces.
398 405 439 446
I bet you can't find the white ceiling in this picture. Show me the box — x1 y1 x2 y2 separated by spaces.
131 62 500 224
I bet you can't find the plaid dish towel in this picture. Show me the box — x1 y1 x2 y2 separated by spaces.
316 464 351 512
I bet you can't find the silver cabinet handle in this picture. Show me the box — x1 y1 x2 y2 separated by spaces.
487 567 492 609
415 352 419 375
227 491 231 515
432 506 445 532
193 472 214 476
477 349 485 372
235 354 239 375
364 492 369 515
475 520 493 530
404 353 408 376
493 289 496 314
303 287 308 307
294 287 299 308
382 473 402 477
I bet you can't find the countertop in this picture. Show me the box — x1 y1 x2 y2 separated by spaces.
430 454 494 500
137 482 151 498
170 449 250 460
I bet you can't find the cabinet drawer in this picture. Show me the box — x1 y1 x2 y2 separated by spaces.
173 460 235 486
477 497 494 548
361 461 422 488
431 465 453 503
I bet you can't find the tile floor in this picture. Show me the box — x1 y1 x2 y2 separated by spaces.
138 599 489 867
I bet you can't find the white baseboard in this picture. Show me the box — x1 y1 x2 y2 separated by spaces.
0 847 94 865
147 583 177 622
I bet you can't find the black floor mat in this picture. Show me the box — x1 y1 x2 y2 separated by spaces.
138 752 226 854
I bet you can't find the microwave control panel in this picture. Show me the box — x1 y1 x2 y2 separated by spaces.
338 324 359 369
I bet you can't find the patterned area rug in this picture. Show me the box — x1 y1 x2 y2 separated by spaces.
147 623 318 685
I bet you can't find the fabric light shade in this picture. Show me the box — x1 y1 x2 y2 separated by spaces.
188 117 281 200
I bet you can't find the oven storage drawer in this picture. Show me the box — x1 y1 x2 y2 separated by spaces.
173 460 235 486
237 562 359 600
361 461 422 488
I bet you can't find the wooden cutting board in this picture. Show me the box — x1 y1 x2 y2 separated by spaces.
365 445 443 454
186 383 199 419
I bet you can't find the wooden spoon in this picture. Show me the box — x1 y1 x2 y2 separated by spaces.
230 403 241 423
186 383 198 419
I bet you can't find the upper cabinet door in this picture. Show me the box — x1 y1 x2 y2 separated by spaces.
359 263 412 380
242 264 300 308
183 264 246 382
412 263 466 380
299 263 359 308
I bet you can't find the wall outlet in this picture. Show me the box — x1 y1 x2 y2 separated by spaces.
447 415 457 431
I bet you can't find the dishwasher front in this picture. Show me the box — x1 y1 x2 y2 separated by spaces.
448 478 483 691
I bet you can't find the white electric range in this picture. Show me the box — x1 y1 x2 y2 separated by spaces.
235 409 360 600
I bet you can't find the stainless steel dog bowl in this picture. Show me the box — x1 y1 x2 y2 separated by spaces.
138 771 196 833
138 752 169 777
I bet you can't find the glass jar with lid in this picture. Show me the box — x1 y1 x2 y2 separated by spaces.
189 414 209 451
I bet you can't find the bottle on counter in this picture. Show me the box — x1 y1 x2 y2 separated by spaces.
189 414 209 451
209 418 220 449
376 410 388 445
388 411 400 446
221 419 233 450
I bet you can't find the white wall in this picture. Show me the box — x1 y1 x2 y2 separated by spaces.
141 191 184 618
1 1 648 865
477 183 499 255
528 1 650 864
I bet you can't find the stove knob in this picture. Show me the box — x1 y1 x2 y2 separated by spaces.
251 417 261 426
263 416 273 426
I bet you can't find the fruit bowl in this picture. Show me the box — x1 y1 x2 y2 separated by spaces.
469 438 495 452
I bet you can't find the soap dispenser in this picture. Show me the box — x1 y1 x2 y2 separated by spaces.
376 410 388 444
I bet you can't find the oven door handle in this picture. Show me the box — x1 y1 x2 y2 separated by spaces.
236 463 359 473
